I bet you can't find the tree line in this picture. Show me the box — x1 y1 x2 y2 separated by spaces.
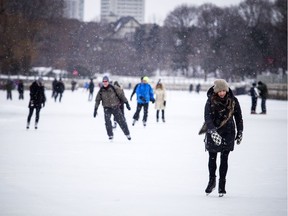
0 0 286 80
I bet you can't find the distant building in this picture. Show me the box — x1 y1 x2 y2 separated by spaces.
101 0 145 24
108 16 141 41
63 0 84 21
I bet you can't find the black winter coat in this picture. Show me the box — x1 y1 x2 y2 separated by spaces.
28 81 46 108
204 87 243 152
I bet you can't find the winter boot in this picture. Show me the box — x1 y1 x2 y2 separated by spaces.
205 176 216 194
218 179 226 196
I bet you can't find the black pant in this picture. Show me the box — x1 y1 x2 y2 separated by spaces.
208 151 230 179
104 106 130 137
7 91 12 100
156 110 165 120
54 92 63 102
27 107 41 123
261 98 267 113
251 97 257 112
133 103 149 122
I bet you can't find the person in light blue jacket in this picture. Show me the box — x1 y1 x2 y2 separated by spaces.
132 76 155 126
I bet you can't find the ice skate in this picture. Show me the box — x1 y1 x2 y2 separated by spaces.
132 119 137 126
143 121 146 126
126 135 131 140
205 177 216 195
109 136 113 140
218 179 226 197
35 122 38 129
26 122 30 129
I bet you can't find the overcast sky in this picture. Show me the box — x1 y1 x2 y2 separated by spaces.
84 0 243 24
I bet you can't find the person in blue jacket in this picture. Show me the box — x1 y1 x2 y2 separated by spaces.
132 76 155 126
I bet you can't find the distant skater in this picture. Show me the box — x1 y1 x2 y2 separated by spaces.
26 78 46 129
249 82 259 114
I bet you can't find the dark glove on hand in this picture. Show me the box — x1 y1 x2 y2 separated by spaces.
235 131 243 145
125 102 131 110
151 98 155 104
93 109 97 118
211 131 222 146
163 101 166 106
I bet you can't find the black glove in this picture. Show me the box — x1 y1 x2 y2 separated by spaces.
125 102 131 110
139 96 146 102
93 108 97 118
151 98 155 104
210 131 222 146
235 131 243 145
163 101 166 106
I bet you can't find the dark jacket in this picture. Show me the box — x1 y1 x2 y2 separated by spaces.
95 84 128 110
257 82 268 99
56 81 65 93
204 87 243 152
28 81 46 108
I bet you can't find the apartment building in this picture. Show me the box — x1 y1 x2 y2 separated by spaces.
101 0 145 23
63 0 85 21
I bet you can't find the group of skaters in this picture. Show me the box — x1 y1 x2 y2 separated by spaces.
5 75 276 197
4 79 24 100
249 81 268 114
92 75 167 141
51 78 65 102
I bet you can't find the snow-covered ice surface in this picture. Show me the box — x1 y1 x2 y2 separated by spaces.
0 88 287 216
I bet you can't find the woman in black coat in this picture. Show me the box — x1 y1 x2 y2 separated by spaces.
202 79 243 196
26 78 46 129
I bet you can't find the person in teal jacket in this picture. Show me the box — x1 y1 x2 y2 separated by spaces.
132 76 155 126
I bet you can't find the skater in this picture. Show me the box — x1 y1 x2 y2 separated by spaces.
112 81 126 129
71 80 77 92
132 76 155 126
5 79 13 100
51 78 57 98
154 82 167 122
26 78 46 129
88 79 95 101
54 78 65 102
196 83 201 94
189 83 193 93
257 81 268 114
199 79 243 196
93 76 131 140
249 82 259 114
17 79 24 100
